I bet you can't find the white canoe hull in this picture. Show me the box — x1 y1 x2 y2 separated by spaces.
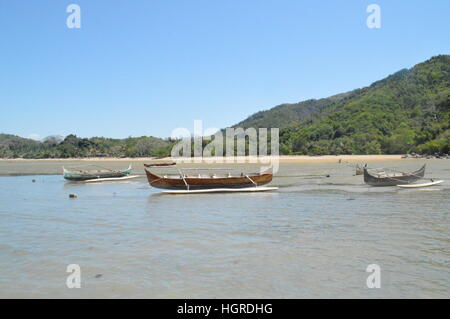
397 180 444 188
161 186 279 194
83 175 140 183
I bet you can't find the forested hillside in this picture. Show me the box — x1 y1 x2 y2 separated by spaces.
2 55 449 158
0 134 174 158
234 55 450 155
233 91 352 130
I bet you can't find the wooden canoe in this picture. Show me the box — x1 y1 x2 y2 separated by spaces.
363 164 426 186
144 162 176 167
145 167 273 190
63 165 132 181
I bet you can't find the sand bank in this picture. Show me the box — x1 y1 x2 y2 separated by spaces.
0 154 403 163
0 155 415 176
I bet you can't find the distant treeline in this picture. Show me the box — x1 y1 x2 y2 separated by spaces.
0 134 175 159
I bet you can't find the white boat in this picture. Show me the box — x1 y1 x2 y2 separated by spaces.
83 175 140 183
161 186 279 194
397 180 444 188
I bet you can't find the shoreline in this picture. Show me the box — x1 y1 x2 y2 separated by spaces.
0 154 406 163
0 154 434 176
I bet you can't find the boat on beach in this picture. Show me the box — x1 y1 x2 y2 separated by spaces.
145 166 273 190
63 165 132 181
363 164 426 186
144 162 176 167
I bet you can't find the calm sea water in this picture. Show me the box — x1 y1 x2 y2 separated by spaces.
0 161 449 298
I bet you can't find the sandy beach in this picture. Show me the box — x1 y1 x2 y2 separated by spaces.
0 154 427 176
0 154 404 163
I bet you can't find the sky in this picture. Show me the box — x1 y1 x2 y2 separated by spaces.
0 0 449 140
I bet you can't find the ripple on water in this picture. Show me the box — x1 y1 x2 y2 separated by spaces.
0 162 449 298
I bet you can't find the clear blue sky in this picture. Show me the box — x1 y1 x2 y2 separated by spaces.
1 0 449 139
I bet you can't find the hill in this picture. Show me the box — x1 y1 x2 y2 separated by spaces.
232 55 450 155
233 92 352 130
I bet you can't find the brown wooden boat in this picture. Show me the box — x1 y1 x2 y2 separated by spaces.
145 167 273 190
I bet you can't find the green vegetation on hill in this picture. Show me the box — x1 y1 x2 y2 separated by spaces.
235 55 450 155
234 92 352 130
0 134 175 158
1 55 449 158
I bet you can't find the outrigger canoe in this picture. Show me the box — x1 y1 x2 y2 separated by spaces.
63 165 132 181
83 175 139 183
397 180 444 188
363 164 426 186
145 166 273 190
161 186 279 194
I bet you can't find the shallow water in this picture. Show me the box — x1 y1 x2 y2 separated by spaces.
0 160 449 298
